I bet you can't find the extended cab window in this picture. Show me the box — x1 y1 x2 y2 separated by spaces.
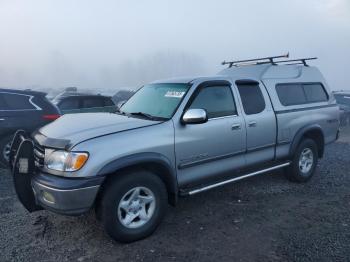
189 85 236 118
0 93 36 110
237 83 265 115
276 83 328 106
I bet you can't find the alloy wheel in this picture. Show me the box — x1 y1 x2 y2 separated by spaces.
299 148 314 174
117 186 156 229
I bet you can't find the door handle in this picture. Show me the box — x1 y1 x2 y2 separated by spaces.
248 121 257 127
0 118 4 121
231 123 241 130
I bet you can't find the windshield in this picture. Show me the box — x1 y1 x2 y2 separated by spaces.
121 83 190 119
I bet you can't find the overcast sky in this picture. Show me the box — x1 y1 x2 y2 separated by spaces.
0 0 349 91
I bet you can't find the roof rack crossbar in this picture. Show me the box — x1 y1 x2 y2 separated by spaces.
222 53 289 68
273 57 317 66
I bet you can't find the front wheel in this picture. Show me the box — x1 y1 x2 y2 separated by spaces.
285 138 318 182
100 170 168 243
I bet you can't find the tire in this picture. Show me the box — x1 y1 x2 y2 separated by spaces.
100 170 168 243
0 135 13 168
285 138 318 182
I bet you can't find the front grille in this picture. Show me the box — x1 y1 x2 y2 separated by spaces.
34 142 45 169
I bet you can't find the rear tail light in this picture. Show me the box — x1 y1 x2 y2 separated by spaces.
42 114 61 121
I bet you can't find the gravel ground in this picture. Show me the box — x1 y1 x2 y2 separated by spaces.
1 133 350 262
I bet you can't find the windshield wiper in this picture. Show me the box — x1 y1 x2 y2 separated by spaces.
129 112 167 121
115 110 127 115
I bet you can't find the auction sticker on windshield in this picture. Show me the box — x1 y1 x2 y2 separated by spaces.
165 91 185 98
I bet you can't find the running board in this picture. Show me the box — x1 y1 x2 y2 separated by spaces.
183 162 290 196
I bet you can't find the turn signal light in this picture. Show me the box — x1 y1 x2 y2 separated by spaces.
72 154 89 170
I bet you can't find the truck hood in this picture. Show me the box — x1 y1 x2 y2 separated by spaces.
38 113 160 148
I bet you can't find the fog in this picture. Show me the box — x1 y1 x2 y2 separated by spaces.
0 0 349 94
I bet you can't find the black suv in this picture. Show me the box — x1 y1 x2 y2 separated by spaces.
52 93 116 114
0 88 60 167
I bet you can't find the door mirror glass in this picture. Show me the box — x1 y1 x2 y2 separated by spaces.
182 109 208 124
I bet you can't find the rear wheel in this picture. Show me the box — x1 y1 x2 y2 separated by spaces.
0 135 13 168
286 138 318 182
100 170 167 243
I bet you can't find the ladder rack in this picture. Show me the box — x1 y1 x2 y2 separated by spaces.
222 53 317 68
222 53 289 68
273 57 317 66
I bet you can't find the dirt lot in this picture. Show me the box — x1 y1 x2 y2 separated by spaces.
1 132 350 262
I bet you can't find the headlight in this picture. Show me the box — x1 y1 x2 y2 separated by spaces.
44 150 89 172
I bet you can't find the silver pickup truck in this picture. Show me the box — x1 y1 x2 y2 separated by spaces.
10 55 339 242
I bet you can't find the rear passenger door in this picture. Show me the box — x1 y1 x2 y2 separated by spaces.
236 80 276 166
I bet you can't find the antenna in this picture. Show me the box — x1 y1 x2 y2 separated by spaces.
222 53 289 68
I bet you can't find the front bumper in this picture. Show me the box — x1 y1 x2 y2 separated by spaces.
10 131 105 215
31 173 105 215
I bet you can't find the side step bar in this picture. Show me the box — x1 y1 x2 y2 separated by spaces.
184 162 291 196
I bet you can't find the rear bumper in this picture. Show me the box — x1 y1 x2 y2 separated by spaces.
31 173 105 216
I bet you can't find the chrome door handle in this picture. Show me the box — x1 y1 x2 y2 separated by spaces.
248 121 257 127
231 124 241 130
0 118 4 121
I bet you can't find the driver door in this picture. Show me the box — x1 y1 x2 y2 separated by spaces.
174 81 246 188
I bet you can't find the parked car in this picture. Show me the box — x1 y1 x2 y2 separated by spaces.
10 55 339 243
112 89 135 109
0 88 60 167
333 91 350 126
53 93 117 114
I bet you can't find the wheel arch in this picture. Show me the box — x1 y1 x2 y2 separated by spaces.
289 124 325 159
96 152 178 206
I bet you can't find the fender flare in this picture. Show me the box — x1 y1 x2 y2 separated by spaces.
289 124 325 158
96 152 178 204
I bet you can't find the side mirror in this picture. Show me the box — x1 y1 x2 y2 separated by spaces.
182 109 208 124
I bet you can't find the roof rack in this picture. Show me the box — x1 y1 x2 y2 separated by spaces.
273 57 317 66
221 54 318 68
222 53 289 68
